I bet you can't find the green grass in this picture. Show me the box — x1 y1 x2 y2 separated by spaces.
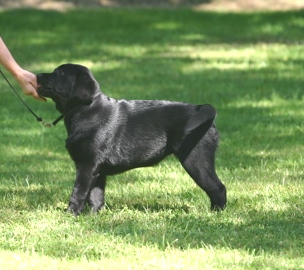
0 7 304 269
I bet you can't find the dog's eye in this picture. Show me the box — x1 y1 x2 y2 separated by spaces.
55 69 64 76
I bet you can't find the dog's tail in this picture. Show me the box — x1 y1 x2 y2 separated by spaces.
176 104 216 163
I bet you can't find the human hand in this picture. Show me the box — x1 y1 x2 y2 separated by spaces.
16 69 47 102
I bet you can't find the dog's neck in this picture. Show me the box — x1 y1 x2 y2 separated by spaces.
59 91 100 114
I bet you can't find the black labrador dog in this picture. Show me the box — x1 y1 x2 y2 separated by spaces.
37 64 226 215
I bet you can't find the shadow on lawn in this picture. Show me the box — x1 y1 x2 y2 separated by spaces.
104 205 303 256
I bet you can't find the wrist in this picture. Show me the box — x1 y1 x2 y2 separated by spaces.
11 66 23 79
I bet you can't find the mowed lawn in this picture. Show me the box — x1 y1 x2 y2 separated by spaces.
0 7 303 269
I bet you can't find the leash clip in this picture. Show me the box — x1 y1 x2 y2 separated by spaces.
37 117 53 128
41 121 54 128
37 115 64 128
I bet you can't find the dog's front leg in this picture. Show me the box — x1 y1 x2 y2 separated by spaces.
68 165 99 215
88 174 106 212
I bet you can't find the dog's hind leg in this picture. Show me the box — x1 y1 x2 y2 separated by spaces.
87 174 106 212
176 128 226 210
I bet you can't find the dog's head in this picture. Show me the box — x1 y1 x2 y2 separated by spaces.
37 64 99 114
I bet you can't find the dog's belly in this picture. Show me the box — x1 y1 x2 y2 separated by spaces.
101 156 167 175
101 141 170 173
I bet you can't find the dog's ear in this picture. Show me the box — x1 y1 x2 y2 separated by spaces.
68 70 99 108
177 104 217 163
183 104 216 134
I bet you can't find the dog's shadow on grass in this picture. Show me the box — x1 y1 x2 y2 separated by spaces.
100 197 303 256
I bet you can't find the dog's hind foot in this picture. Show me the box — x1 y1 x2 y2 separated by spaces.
209 186 227 211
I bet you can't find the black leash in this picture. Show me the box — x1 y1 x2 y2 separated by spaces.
0 69 64 127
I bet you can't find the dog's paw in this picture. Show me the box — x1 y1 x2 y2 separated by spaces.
89 206 105 215
67 203 84 216
211 204 226 212
90 205 105 213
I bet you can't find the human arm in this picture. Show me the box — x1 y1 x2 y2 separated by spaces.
0 37 46 101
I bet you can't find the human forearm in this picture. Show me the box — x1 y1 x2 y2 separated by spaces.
0 37 23 77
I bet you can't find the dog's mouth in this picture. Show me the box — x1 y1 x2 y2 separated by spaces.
37 75 56 97
37 83 62 101
37 84 65 113
37 84 46 99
